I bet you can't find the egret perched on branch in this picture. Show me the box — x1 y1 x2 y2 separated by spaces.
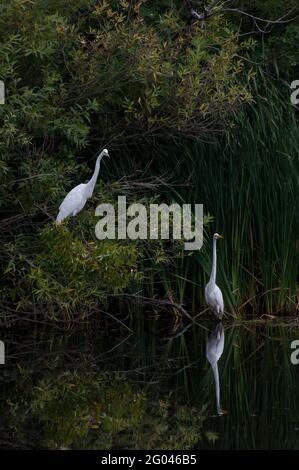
56 148 110 224
205 233 224 319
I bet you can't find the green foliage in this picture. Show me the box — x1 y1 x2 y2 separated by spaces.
0 0 255 321
33 227 141 315
2 221 142 319
0 0 252 194
0 0 298 320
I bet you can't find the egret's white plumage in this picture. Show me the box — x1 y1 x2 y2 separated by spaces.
56 149 109 224
206 322 226 415
205 233 224 319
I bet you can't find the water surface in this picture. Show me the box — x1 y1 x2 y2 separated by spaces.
0 314 298 449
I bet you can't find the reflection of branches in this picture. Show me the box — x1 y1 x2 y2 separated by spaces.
92 333 133 360
99 309 133 333
161 321 193 342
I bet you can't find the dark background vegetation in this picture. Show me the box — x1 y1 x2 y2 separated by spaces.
0 0 298 320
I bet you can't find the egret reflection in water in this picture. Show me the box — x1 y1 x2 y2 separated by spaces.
206 322 227 416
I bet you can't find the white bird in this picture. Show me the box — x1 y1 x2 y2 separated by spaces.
206 322 226 416
205 233 224 319
56 148 110 224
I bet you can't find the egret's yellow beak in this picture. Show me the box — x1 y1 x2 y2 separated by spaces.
217 234 224 240
107 152 111 158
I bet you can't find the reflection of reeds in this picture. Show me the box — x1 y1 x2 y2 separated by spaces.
199 323 299 449
158 320 299 449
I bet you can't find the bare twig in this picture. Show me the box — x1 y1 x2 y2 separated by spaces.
117 293 194 322
190 1 297 34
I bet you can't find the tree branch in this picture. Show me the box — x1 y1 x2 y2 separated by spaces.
190 1 298 34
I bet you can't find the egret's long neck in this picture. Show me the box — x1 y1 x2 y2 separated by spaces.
85 155 102 197
210 237 217 283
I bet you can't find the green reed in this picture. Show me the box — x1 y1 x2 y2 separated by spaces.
109 84 298 316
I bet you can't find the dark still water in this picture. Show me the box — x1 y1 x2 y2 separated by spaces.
0 314 299 449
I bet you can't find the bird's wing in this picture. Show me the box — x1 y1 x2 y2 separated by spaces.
59 183 86 210
204 282 212 303
214 285 224 312
56 184 86 223
205 282 217 307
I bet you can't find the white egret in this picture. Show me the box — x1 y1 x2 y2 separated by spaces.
206 322 226 416
56 148 110 224
205 233 224 319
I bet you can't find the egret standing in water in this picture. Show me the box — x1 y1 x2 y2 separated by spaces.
205 233 224 319
56 149 110 224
